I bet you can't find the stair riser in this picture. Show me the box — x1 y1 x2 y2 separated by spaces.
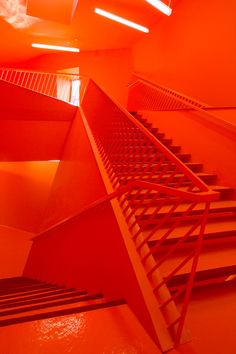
136 210 236 226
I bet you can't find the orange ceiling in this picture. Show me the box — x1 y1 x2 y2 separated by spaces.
0 0 178 65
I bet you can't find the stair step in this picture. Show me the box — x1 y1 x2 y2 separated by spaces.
0 280 47 292
112 133 145 139
147 217 236 245
111 152 191 163
150 128 161 136
0 290 88 309
0 287 82 305
129 111 139 116
112 146 182 162
119 172 217 184
160 138 173 146
0 285 66 300
141 121 152 129
0 297 125 327
0 293 105 318
0 283 62 296
167 265 236 291
135 200 236 225
169 145 181 153
125 186 227 207
157 238 236 278
205 185 234 198
113 162 202 173
0 277 42 288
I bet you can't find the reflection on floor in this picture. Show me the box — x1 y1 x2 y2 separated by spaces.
0 304 161 354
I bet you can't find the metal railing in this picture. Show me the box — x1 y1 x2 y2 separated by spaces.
128 73 236 140
128 73 210 111
0 68 80 106
81 79 218 348
82 80 211 193
0 67 220 348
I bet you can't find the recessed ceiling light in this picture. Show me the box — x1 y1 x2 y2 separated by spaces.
32 43 80 53
94 8 149 33
146 0 172 16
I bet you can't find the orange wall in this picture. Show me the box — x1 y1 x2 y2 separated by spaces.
17 48 133 105
0 79 76 121
0 162 59 232
0 225 33 279
41 110 107 230
141 109 236 191
132 0 236 106
0 120 72 161
209 108 236 127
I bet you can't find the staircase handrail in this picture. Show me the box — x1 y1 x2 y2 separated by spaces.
0 67 81 79
33 180 218 241
129 73 236 137
0 68 81 105
82 79 212 193
130 73 211 108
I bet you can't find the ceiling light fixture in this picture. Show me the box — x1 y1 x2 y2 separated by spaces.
94 8 149 33
146 0 172 16
32 44 80 53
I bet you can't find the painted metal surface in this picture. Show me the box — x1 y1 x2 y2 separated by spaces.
81 79 218 347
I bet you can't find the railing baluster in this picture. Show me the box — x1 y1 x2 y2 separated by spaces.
80 79 218 348
0 68 80 106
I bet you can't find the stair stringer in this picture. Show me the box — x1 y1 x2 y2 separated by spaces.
80 107 187 352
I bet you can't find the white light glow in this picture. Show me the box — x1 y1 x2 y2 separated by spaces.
32 43 80 53
94 8 149 33
146 0 172 16
0 0 39 28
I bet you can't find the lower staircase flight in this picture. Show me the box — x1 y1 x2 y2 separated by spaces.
0 277 125 327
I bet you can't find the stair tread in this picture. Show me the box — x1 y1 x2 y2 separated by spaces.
0 285 65 299
0 299 125 328
135 200 236 217
0 293 105 319
127 186 233 201
121 172 216 179
115 163 203 175
0 290 88 308
147 217 236 241
0 278 42 289
0 283 59 295
167 264 236 289
159 244 236 277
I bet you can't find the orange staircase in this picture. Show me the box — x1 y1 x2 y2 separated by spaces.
81 79 236 350
1 72 235 352
130 112 236 290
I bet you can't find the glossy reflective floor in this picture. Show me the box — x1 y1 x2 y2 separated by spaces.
0 304 161 354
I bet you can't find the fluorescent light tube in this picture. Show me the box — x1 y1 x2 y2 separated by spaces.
32 44 80 52
146 0 172 16
94 8 149 33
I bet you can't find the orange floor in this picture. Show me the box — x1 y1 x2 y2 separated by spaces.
169 280 236 354
0 304 161 354
185 281 236 354
0 283 236 353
